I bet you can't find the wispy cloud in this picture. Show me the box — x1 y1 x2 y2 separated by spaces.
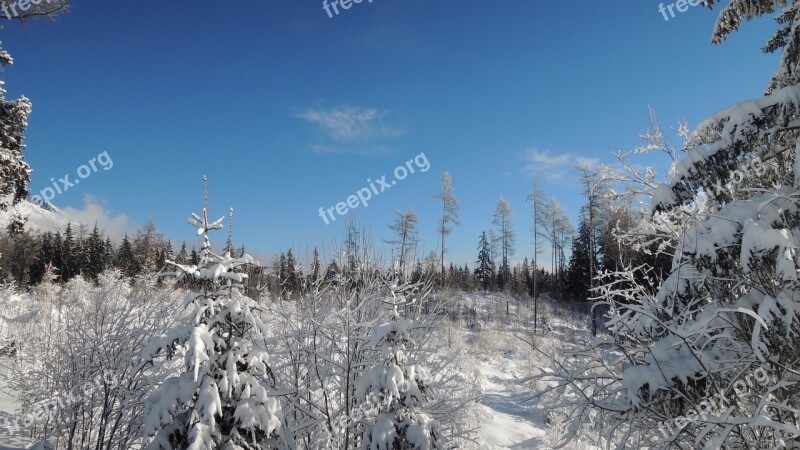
297 105 403 156
524 149 601 180
575 156 601 168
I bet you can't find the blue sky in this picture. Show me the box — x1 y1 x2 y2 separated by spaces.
0 0 781 267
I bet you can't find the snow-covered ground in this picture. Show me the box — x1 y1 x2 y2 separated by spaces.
0 359 28 450
0 290 591 449
453 292 594 449
476 354 549 449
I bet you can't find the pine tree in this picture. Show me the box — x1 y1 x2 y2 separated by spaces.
176 242 189 265
190 247 200 265
86 224 106 280
104 236 114 269
410 261 423 284
462 263 472 291
275 252 287 300
309 247 321 287
158 240 174 271
324 260 340 284
116 234 139 278
143 177 288 449
285 248 299 298
29 231 52 285
61 223 76 280
566 216 592 300
542 5 800 446
0 41 32 234
475 232 494 291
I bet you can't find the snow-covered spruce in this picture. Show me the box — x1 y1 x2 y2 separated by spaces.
355 285 444 450
142 178 289 450
0 41 33 234
535 3 800 448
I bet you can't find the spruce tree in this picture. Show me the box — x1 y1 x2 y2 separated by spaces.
0 40 32 234
87 224 106 280
143 177 288 449
285 248 299 297
176 242 189 265
475 232 494 291
542 4 800 447
566 218 592 300
116 234 139 278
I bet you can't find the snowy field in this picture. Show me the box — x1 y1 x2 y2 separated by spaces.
452 293 595 449
0 289 594 449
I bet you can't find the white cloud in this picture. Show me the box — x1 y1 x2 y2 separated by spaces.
528 149 571 166
575 156 601 169
310 144 393 156
524 149 603 180
27 194 136 241
297 105 403 155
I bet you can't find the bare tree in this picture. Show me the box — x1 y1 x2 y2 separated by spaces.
525 176 549 334
385 210 419 280
433 172 459 288
492 197 515 295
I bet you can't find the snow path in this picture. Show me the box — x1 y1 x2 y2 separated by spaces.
476 353 550 449
0 386 27 449
0 359 29 450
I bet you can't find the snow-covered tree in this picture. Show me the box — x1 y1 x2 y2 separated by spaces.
0 40 32 234
355 284 444 450
142 177 289 450
535 3 800 447
474 232 494 291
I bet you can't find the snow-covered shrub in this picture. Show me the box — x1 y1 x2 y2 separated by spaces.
2 270 184 449
272 247 479 449
356 286 444 450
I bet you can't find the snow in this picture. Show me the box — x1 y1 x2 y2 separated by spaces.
476 359 549 449
0 284 587 449
0 360 28 450
452 292 594 450
0 198 66 235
